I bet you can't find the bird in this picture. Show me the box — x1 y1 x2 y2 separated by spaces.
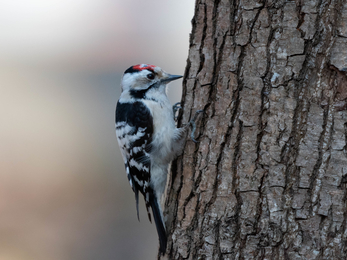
115 64 202 254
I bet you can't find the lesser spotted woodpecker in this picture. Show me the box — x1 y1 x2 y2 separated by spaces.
115 64 202 254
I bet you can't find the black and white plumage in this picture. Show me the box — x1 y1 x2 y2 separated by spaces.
115 64 200 254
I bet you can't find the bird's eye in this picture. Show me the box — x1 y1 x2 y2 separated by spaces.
147 73 155 80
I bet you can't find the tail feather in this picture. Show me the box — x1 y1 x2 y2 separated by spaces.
134 188 140 221
149 192 167 254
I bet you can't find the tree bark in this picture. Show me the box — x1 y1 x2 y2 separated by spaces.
161 0 347 259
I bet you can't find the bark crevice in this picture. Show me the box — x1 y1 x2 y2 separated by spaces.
161 0 347 259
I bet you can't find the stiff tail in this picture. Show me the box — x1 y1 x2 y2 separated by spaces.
149 192 167 254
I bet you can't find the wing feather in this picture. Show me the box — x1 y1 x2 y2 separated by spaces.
115 101 153 220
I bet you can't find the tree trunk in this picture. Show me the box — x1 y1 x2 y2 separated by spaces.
161 0 347 259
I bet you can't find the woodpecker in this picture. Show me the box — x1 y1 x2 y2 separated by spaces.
115 64 202 254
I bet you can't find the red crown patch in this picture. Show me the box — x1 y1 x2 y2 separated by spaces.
132 64 156 72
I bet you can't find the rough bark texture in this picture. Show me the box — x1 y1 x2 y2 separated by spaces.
161 0 347 259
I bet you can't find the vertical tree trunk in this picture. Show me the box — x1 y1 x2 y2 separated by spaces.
161 0 347 259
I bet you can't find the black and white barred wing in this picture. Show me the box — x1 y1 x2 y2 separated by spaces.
115 101 153 219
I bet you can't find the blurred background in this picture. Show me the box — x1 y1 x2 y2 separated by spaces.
0 1 194 259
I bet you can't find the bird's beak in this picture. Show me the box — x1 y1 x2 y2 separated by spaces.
161 74 183 83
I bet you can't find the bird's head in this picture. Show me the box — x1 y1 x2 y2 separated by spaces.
120 64 182 93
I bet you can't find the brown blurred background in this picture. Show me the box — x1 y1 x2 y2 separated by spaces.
0 1 194 259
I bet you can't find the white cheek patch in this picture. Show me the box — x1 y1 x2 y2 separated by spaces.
121 73 133 91
121 69 154 91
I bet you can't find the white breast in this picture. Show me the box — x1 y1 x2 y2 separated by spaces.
142 98 176 164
